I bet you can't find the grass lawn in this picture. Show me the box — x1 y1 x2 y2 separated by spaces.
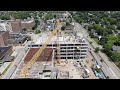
1 63 12 75
114 61 120 69
93 38 99 44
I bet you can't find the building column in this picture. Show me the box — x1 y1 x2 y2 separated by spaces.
52 49 55 67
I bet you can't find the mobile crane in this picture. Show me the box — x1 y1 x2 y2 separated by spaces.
19 19 61 78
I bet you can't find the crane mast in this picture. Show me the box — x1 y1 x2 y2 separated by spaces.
19 19 61 78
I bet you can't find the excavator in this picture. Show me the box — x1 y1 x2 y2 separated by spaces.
19 19 61 78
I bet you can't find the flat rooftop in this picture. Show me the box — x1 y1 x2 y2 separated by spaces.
0 56 14 63
35 31 88 45
0 46 12 59
21 20 34 23
24 48 53 64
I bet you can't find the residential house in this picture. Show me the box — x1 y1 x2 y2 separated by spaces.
112 45 120 53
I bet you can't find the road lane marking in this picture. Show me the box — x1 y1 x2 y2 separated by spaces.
109 67 118 79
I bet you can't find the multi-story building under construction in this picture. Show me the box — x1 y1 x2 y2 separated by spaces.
27 25 88 61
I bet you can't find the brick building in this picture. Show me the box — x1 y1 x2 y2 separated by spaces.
21 20 35 30
0 18 35 34
0 31 10 46
10 20 22 34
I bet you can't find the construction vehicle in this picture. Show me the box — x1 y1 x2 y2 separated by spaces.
19 19 61 78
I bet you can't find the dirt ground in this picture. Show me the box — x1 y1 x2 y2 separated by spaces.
56 51 97 79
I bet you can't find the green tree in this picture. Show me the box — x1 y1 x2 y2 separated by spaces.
96 68 101 73
90 41 93 44
99 36 107 45
35 30 41 34
111 52 120 62
104 41 113 50
69 18 72 23
88 25 93 31
54 14 56 18
35 20 40 25
32 25 37 30
66 22 70 26
109 19 117 25
44 13 54 20
0 15 10 20
93 24 101 30
94 47 100 53
27 36 31 41
32 20 39 30
89 32 95 38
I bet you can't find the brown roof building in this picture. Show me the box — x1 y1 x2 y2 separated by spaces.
0 18 35 34
21 20 35 30
24 48 53 64
10 20 22 34
0 31 10 46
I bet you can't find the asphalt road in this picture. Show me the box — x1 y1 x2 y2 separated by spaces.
74 22 120 79
2 48 25 79
88 41 118 79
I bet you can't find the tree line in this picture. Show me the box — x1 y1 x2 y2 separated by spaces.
71 11 120 68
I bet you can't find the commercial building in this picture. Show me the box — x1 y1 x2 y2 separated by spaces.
0 22 12 33
10 20 22 34
0 56 14 64
0 46 13 60
0 20 22 34
21 19 35 30
0 18 35 34
6 34 27 46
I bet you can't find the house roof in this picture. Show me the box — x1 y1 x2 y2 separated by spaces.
112 45 120 51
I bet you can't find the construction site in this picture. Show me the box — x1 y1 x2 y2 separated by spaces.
12 19 97 79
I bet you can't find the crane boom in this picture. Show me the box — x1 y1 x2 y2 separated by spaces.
19 20 61 78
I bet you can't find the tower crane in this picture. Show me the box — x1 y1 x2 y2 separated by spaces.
19 19 61 78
